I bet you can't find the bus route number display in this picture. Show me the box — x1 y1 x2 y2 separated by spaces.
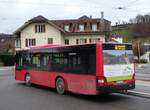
115 45 126 50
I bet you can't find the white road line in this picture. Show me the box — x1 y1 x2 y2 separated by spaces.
127 90 150 99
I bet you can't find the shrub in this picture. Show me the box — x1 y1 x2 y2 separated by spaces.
0 54 14 66
134 59 148 63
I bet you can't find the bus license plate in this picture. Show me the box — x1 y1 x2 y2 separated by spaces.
116 81 123 84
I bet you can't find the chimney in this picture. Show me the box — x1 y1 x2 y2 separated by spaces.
100 11 104 31
90 16 92 19
101 11 104 19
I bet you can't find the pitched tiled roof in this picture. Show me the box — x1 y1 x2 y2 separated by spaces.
14 15 65 34
51 15 111 34
14 15 111 35
28 15 48 22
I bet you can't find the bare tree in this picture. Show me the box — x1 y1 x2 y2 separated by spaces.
129 14 150 61
133 39 145 61
130 14 150 38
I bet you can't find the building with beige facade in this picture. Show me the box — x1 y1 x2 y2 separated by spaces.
14 13 111 49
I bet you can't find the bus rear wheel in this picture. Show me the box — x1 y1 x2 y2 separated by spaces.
25 74 31 86
56 78 65 95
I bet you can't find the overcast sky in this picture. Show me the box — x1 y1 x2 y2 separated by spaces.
0 0 150 33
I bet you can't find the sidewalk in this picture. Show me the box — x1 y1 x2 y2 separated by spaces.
136 73 150 81
135 63 150 81
133 64 150 95
135 80 150 94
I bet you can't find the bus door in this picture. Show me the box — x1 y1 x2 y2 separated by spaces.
68 52 77 72
15 53 27 81
30 54 51 86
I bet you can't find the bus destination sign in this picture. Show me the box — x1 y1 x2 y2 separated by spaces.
115 45 126 50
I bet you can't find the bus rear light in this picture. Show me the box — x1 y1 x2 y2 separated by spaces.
97 76 106 86
98 79 104 83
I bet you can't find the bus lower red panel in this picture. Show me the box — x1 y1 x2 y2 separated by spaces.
15 69 97 95
66 74 96 95
28 70 55 87
15 70 26 81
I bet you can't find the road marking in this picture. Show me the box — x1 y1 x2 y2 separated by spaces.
127 90 150 99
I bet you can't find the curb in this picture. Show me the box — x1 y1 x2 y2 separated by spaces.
124 90 150 99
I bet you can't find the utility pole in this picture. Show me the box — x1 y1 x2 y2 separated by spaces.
137 40 141 62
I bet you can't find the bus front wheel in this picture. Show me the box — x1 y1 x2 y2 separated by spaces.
25 74 31 86
56 78 65 95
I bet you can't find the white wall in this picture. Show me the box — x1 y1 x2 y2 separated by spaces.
64 35 105 45
20 23 63 48
19 23 106 48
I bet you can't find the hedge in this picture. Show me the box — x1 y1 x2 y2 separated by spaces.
0 54 14 66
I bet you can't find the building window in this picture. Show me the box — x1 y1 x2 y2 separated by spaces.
15 39 21 48
25 39 36 47
35 24 46 33
89 38 101 43
64 25 70 32
76 39 87 44
79 24 84 32
48 38 53 44
92 24 97 31
65 39 69 45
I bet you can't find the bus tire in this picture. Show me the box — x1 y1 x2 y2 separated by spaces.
56 77 65 95
25 74 32 86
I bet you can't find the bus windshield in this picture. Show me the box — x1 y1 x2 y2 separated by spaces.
103 50 133 65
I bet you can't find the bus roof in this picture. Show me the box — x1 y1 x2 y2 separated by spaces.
31 44 64 49
16 42 132 51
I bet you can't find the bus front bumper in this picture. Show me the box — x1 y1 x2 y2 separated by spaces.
96 81 135 94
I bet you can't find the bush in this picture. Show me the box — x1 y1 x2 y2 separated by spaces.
134 59 148 63
0 54 14 66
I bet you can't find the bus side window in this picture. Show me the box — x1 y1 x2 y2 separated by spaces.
41 54 52 71
88 54 96 74
18 57 23 67
22 54 32 69
31 55 41 69
51 53 69 72
81 54 89 74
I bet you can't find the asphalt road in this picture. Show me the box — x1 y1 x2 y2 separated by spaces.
0 68 150 110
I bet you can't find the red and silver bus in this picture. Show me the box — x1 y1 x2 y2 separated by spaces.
15 42 135 95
